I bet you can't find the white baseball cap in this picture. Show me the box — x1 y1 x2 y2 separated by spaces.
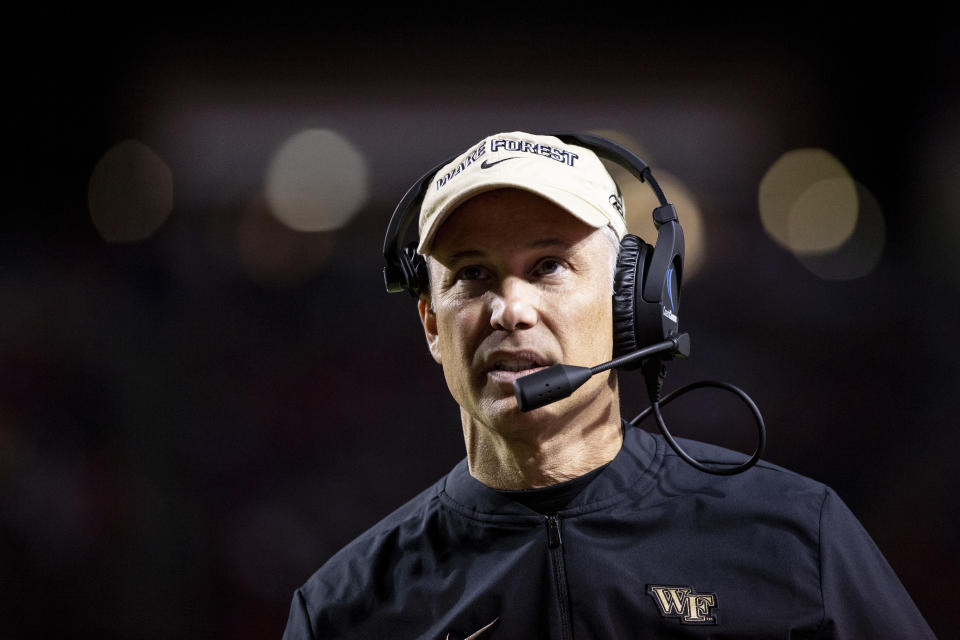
417 131 627 254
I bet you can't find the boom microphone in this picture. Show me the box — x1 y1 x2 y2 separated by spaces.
513 334 690 412
513 333 765 476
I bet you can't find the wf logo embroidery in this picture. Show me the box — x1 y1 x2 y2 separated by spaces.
646 584 718 625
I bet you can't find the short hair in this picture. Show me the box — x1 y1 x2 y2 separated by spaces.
598 225 622 294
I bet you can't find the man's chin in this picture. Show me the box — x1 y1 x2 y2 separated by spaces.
469 373 617 435
473 394 574 437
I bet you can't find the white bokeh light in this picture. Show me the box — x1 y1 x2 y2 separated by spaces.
759 148 857 254
796 181 886 280
759 148 886 280
264 129 369 232
787 177 859 254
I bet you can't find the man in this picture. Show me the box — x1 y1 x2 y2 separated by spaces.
282 132 934 638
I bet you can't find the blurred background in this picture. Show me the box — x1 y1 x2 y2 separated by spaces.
2 7 957 638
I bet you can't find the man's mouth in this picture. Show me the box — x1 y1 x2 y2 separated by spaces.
486 353 551 384
492 359 545 372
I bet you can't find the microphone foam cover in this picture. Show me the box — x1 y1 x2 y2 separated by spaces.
513 364 593 412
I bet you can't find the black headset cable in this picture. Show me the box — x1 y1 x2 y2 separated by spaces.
632 359 766 476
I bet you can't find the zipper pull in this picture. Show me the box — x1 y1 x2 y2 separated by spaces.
546 515 563 549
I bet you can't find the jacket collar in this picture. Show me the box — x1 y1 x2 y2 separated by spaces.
441 422 664 518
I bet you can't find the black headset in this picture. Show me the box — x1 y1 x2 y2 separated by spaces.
382 132 765 475
382 132 684 367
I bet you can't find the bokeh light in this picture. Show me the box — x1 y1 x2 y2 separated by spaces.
760 148 886 279
795 181 886 280
237 195 336 288
265 129 369 232
87 139 174 243
759 148 857 254
786 177 858 254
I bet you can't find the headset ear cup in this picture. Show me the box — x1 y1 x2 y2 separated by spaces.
412 253 429 296
401 243 430 297
612 234 650 368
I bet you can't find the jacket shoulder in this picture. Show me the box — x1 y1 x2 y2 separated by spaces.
666 434 827 486
294 470 449 604
649 433 831 523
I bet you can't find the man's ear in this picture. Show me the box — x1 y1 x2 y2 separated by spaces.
418 295 442 364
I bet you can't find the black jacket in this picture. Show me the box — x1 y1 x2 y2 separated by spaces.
282 424 934 639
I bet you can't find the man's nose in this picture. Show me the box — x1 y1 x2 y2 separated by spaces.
489 277 539 331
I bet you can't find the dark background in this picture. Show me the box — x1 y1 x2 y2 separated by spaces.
2 8 957 638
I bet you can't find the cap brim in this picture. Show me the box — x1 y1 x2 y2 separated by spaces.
417 179 613 254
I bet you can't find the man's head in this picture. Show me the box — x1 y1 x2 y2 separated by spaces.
415 133 627 436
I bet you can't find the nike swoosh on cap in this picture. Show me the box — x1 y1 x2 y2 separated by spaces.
446 616 500 640
480 158 519 169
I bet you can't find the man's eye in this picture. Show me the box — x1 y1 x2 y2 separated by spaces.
457 265 488 281
535 259 563 276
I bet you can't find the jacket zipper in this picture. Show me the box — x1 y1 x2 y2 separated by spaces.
546 515 574 640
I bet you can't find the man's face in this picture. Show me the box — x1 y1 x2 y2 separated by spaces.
418 188 618 435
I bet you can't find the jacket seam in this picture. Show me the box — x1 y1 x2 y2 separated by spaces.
814 486 828 635
295 588 317 640
563 442 801 518
438 489 545 525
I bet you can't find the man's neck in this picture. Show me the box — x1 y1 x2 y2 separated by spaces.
461 401 623 490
